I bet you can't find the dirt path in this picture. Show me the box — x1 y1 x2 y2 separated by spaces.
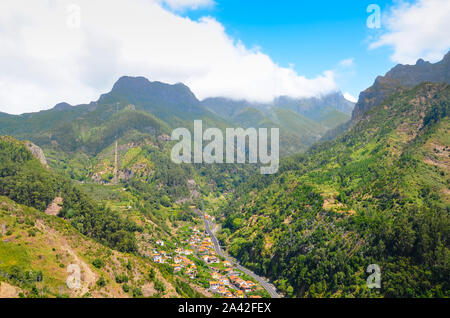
0 282 21 298
44 197 63 216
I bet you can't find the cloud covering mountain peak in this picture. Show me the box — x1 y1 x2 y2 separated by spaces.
0 0 337 114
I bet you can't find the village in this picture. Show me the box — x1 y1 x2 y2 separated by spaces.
149 227 262 298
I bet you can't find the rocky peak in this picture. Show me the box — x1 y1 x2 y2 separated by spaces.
24 141 47 166
352 51 450 121
52 102 72 111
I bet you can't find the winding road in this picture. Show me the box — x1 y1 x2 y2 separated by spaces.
195 209 281 298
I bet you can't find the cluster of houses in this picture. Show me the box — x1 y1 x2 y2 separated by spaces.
149 228 261 298
150 241 198 279
172 249 197 278
208 268 259 298
229 275 257 293
188 229 214 254
151 250 168 264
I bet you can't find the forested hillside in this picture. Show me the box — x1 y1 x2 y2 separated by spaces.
0 67 448 299
0 77 351 157
218 83 449 297
0 137 214 298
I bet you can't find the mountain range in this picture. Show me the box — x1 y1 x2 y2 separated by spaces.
217 53 450 297
0 52 448 298
352 51 450 121
0 77 354 156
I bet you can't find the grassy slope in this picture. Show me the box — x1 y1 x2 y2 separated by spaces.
0 196 205 298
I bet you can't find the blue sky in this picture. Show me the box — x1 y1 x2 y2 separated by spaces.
179 0 404 100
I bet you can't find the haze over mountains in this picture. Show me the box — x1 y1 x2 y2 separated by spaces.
0 76 354 156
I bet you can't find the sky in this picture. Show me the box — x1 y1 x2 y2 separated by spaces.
0 0 449 114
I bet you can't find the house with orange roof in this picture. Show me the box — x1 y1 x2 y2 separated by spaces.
171 264 182 272
235 290 244 298
223 260 232 267
229 275 240 283
246 281 256 288
211 272 221 279
198 247 208 255
218 286 228 296
152 254 163 263
209 281 219 291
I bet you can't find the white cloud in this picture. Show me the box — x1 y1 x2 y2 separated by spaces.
0 0 337 114
339 58 354 67
343 92 357 103
370 0 450 64
159 0 215 11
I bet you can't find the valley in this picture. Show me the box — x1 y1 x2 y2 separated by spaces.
0 53 449 299
195 207 280 298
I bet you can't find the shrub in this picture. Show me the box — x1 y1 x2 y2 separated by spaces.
96 276 106 287
92 258 104 269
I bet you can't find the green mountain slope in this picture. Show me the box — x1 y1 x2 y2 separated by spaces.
201 93 352 155
218 83 450 298
0 136 219 298
0 76 351 158
0 196 199 298
227 107 329 155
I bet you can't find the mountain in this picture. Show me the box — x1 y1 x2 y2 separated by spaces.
352 51 450 121
52 102 73 111
1 68 448 299
200 98 270 119
0 136 201 298
0 110 263 297
0 77 352 157
1 75 356 298
201 92 353 155
202 91 354 121
218 82 449 297
98 76 206 122
0 77 225 154
274 91 355 116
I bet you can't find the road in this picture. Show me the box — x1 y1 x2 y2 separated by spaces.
195 209 281 298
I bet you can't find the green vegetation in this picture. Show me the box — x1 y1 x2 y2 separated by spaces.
0 75 447 299
0 136 138 253
220 83 450 298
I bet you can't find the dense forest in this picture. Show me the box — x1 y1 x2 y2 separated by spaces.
219 83 449 297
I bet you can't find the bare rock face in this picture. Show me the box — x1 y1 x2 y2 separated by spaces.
24 141 48 166
352 51 450 121
45 197 63 216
